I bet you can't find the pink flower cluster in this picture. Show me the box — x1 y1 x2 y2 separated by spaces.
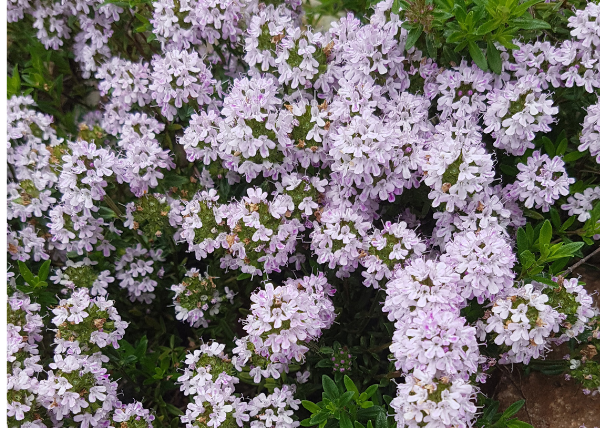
234 274 336 381
171 268 236 328
7 293 45 425
178 342 301 428
115 245 165 303
478 283 562 364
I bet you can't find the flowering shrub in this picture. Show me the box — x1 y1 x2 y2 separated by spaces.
6 0 600 427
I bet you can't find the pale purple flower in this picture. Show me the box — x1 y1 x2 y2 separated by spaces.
509 151 574 212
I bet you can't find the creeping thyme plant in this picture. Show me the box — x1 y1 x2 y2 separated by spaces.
6 0 600 427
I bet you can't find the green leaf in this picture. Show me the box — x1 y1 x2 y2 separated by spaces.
560 215 576 232
550 208 561 229
16 284 34 294
468 41 488 70
542 136 555 157
160 172 189 189
447 31 466 44
301 419 313 427
502 400 525 419
237 273 251 280
405 25 423 50
519 250 536 269
584 222 600 241
517 227 528 254
357 406 385 420
338 391 356 408
487 40 502 74
98 206 117 219
340 412 353 428
344 376 359 397
512 0 545 17
506 420 534 428
476 19 502 35
550 258 570 275
435 0 454 11
375 409 387 428
392 0 410 14
563 151 586 162
552 242 584 258
454 3 468 23
309 412 329 425
442 44 460 64
37 260 51 281
121 354 138 365
53 75 63 99
302 401 322 414
315 359 332 368
481 399 499 421
135 336 148 358
547 242 564 256
8 65 21 97
455 39 469 52
135 12 150 24
464 10 474 29
426 33 438 59
512 17 551 30
495 33 519 49
555 138 568 156
322 375 340 400
18 261 37 286
364 384 379 399
530 275 557 287
354 422 365 428
538 220 552 247
237 371 258 385
165 403 183 416
500 163 519 176
529 265 545 276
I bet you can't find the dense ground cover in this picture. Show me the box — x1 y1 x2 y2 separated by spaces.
6 0 600 427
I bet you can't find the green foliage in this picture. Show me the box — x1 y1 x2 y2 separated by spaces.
300 375 390 428
391 0 550 71
475 397 533 428
7 66 28 98
8 21 93 136
515 220 584 280
103 334 187 422
18 259 51 289
15 260 57 310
